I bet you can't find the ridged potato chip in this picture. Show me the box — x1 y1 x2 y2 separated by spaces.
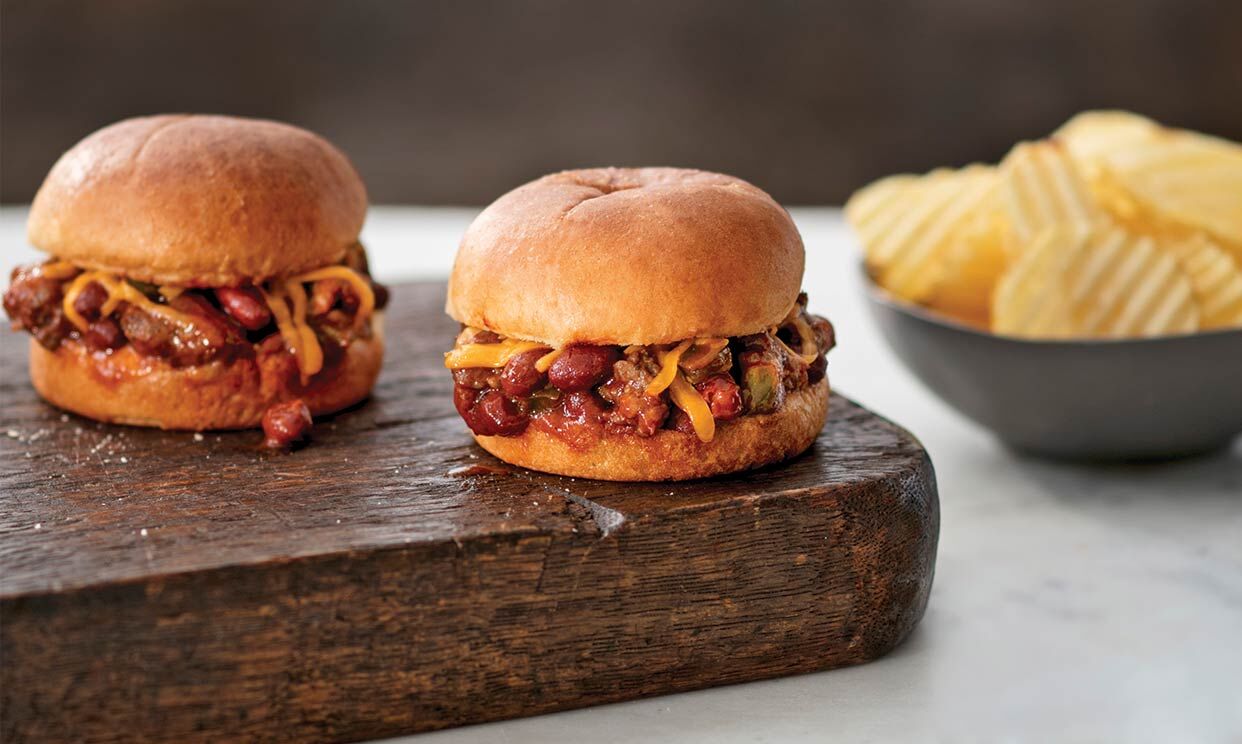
1163 234 1242 329
1055 110 1162 164
921 196 1010 327
999 140 1101 246
846 165 998 305
848 109 1240 337
1106 135 1242 251
1057 111 1242 252
993 222 1198 339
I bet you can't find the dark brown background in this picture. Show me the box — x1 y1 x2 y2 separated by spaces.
3 0 1240 205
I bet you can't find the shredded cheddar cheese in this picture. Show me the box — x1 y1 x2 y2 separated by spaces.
679 338 729 370
261 283 322 384
444 339 549 369
771 320 819 365
668 372 715 443
647 344 716 442
791 316 820 364
644 339 693 396
39 261 80 280
286 266 375 330
62 271 198 334
265 265 376 380
57 263 375 383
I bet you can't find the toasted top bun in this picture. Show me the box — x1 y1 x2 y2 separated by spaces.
446 167 805 346
27 114 367 287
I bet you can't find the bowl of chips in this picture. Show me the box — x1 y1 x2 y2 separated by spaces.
848 110 1242 459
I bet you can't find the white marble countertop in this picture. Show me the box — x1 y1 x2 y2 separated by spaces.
2 206 1239 743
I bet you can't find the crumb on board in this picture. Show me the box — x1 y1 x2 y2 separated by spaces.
193 433 204 442
140 528 148 537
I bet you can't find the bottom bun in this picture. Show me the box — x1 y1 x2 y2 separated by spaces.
474 378 829 481
29 317 384 430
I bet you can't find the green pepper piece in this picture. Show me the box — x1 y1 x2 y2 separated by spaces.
743 364 783 414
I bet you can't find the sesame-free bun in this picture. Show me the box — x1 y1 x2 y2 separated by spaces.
446 168 805 346
473 379 828 481
27 114 367 287
27 318 384 430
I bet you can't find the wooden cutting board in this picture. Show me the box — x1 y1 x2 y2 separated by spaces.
0 281 938 743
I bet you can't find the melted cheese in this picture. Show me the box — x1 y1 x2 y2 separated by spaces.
668 372 715 443
791 316 820 364
679 338 729 370
444 340 549 369
286 266 375 330
39 261 80 280
261 284 320 384
771 320 818 365
534 347 566 373
644 340 692 396
648 344 716 442
285 281 324 381
62 271 198 334
57 264 374 383
267 265 376 380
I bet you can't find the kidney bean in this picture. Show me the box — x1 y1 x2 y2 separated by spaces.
696 374 743 421
547 345 618 392
262 399 313 449
500 348 547 398
470 329 502 344
72 281 109 321
83 318 125 351
456 388 528 436
371 280 390 310
536 390 605 448
215 286 271 330
453 383 479 419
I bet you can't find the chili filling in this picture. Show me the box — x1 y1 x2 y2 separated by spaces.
447 293 835 445
2 243 390 380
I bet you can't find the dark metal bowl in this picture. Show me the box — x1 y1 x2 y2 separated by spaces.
860 265 1242 460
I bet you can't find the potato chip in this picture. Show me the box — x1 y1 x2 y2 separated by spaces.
999 141 1101 246
922 197 1010 327
843 173 923 227
1055 110 1161 164
845 165 998 304
1163 234 1242 329
1102 133 1242 250
993 222 1199 339
1058 113 1242 251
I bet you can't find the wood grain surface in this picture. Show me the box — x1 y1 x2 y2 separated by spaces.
0 281 939 743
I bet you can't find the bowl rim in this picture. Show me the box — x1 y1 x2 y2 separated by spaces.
858 260 1242 347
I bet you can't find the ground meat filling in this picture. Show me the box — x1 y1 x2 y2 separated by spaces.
450 293 835 443
2 244 390 371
